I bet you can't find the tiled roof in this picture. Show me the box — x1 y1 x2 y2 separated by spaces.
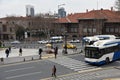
79 9 120 22
55 13 85 23
56 9 120 23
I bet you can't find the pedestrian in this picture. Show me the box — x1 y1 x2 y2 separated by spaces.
39 48 43 59
5 49 9 57
51 65 57 78
54 46 58 59
19 48 22 56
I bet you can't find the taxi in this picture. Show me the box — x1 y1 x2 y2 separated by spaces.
63 43 76 49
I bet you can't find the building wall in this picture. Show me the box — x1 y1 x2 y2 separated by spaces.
0 21 16 40
78 19 106 37
103 22 120 36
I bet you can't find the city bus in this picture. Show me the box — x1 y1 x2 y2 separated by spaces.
83 35 116 43
85 39 120 65
50 36 63 43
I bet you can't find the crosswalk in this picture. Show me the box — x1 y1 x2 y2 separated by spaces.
42 67 120 80
49 57 97 72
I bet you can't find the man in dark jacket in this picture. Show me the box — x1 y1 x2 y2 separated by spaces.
39 48 43 59
54 47 58 59
52 65 56 78
5 49 9 57
19 48 22 56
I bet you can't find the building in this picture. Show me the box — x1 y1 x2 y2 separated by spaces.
26 5 35 17
0 20 16 40
54 8 120 39
0 16 55 41
58 7 66 18
0 8 120 41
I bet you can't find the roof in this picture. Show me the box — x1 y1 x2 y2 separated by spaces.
55 13 85 23
56 9 120 23
79 9 120 22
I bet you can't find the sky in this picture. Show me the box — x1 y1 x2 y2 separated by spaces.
0 0 116 18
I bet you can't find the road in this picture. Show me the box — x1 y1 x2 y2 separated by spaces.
1 42 120 80
0 54 120 80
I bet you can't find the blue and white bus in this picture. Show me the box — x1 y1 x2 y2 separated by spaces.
83 35 116 43
85 39 120 65
50 36 63 43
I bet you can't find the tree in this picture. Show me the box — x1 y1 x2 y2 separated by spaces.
115 0 120 11
15 26 25 40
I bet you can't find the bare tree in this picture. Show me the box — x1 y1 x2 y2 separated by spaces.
115 0 120 11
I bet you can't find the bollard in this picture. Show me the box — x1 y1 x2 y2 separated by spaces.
0 58 3 62
32 57 33 60
24 58 25 62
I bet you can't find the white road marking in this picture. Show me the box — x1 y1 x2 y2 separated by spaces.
4 66 34 72
6 71 42 79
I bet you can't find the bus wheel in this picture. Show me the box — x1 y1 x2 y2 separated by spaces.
105 57 110 64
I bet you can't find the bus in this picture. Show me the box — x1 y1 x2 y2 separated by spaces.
85 39 120 65
50 36 63 43
83 35 116 43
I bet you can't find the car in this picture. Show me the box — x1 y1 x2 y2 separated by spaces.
37 40 48 44
11 40 20 44
63 43 76 49
69 40 80 43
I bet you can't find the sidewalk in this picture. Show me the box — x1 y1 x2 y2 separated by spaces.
0 48 82 65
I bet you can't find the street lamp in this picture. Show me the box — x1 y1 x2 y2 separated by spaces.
64 31 68 54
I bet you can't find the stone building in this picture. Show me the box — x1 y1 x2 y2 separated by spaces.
0 16 55 41
0 20 16 40
0 9 120 41
54 9 120 40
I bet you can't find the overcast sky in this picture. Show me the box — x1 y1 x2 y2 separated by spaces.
0 0 116 18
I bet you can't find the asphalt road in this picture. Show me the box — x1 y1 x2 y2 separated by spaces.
0 54 120 80
1 42 120 80
0 59 73 80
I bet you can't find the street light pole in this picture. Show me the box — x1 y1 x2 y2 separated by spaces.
64 31 68 54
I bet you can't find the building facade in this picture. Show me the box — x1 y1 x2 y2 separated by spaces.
0 20 16 40
0 9 120 41
54 9 120 40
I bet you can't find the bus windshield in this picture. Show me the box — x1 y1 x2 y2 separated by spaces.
85 47 102 59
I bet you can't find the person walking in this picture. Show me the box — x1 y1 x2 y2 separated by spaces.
5 49 9 57
19 48 22 56
54 46 58 59
51 65 57 78
39 48 43 59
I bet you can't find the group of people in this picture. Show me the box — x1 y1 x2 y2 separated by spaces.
5 47 22 58
38 46 58 59
5 47 57 78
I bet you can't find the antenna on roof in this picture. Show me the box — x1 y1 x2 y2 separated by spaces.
97 0 98 10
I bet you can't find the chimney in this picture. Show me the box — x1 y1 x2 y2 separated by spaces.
86 9 88 13
101 8 103 10
111 7 113 11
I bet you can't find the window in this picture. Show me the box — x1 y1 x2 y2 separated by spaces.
115 28 118 32
2 25 7 32
93 28 96 33
83 28 87 32
70 28 78 33
106 28 109 32
10 28 12 32
110 28 114 32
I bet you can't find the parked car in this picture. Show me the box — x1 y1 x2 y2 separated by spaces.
69 40 80 43
63 43 76 49
37 40 48 44
11 40 20 44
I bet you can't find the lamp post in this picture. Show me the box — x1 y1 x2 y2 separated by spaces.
64 31 68 54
